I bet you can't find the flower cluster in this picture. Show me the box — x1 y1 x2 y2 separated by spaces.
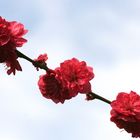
38 58 94 103
0 16 27 74
1 16 140 138
110 91 140 138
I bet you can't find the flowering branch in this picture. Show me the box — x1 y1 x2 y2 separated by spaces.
16 50 49 71
15 48 111 105
1 16 140 138
16 49 111 104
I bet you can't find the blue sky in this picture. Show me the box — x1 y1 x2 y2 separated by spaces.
1 0 140 140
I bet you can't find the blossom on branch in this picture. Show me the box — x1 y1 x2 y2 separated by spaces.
57 58 94 95
38 69 74 103
110 91 140 138
0 16 27 75
34 54 48 71
38 58 94 103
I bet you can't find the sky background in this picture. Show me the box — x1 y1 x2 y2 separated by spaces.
1 0 140 140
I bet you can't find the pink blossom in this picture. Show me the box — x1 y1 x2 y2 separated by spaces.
58 58 94 95
110 91 140 138
0 16 27 75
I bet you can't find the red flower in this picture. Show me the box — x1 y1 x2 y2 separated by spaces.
38 69 74 104
35 54 48 62
34 54 48 71
38 58 94 103
57 58 94 95
110 91 140 138
0 16 27 75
